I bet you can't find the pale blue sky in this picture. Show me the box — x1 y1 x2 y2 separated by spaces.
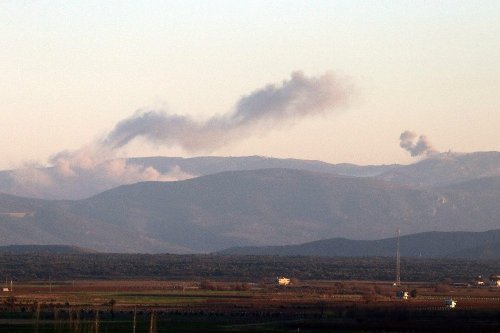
1 1 499 169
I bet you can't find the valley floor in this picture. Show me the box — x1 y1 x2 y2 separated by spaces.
1 279 500 332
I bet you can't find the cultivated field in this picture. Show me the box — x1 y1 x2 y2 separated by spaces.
2 279 500 332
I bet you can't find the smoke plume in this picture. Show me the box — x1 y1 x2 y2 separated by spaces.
399 131 438 157
6 71 351 199
103 71 350 152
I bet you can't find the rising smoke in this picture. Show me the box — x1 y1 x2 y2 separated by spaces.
103 71 350 152
7 71 352 199
399 130 438 157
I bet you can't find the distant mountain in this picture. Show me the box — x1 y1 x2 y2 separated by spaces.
378 151 500 187
0 244 97 254
1 168 499 253
128 155 398 178
449 242 500 259
0 156 397 200
0 194 189 253
1 152 499 200
217 229 500 259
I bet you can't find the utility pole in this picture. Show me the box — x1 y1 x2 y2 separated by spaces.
395 228 401 287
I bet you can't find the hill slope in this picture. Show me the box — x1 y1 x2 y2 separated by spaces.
0 244 97 254
218 229 500 258
0 156 397 200
378 151 500 187
1 168 499 253
1 152 499 200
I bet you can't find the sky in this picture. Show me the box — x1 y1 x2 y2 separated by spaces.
1 1 500 170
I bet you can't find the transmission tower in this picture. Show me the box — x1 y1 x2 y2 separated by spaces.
395 228 401 286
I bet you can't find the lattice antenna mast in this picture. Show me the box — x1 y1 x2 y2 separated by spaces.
395 228 401 286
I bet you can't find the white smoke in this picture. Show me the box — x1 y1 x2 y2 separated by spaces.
400 130 438 157
7 71 352 199
8 157 195 200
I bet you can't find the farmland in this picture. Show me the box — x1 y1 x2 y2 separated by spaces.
1 254 500 331
2 279 500 332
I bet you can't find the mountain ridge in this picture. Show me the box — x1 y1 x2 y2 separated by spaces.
1 166 499 253
0 155 399 200
0 151 499 253
2 151 499 200
0 244 97 254
217 229 500 258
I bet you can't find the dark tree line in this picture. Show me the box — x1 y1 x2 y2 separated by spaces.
0 253 498 282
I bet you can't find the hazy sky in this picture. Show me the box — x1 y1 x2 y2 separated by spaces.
1 1 499 170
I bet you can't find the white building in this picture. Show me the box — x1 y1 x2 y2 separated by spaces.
473 275 485 286
277 277 291 286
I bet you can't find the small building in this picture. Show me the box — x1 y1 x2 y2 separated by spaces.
445 298 457 308
2 288 9 292
277 277 291 286
489 275 500 287
473 275 485 286
396 290 409 300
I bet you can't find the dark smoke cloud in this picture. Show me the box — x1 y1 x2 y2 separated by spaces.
400 130 438 157
103 71 351 152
